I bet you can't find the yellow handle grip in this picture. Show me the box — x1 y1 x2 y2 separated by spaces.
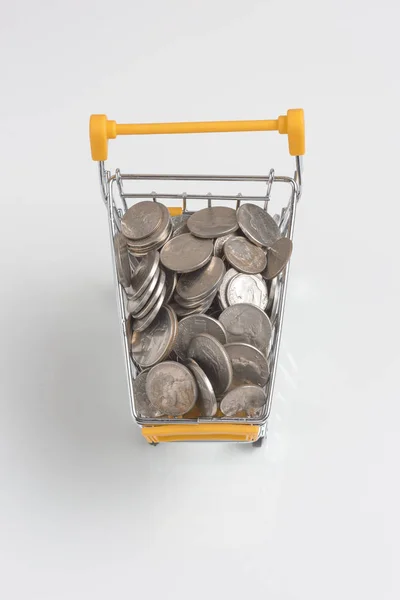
89 109 305 160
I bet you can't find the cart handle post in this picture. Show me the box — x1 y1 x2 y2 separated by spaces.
89 109 305 161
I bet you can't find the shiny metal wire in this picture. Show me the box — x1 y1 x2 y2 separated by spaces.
101 162 302 430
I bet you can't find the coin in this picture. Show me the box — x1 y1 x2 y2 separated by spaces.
187 206 239 239
121 200 163 240
113 232 131 288
185 358 217 417
130 250 160 300
176 257 225 302
174 314 227 359
146 362 197 416
263 237 293 279
131 305 178 368
219 303 272 351
169 293 215 317
224 343 269 387
131 269 166 319
128 223 173 256
220 385 266 417
163 269 177 304
132 282 166 332
173 290 216 309
213 232 239 258
164 305 179 350
218 268 240 310
237 203 280 247
133 371 164 418
127 267 159 314
127 206 171 254
160 233 213 273
188 333 232 395
227 273 268 309
224 236 267 274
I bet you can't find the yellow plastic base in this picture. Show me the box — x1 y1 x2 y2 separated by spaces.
141 423 260 443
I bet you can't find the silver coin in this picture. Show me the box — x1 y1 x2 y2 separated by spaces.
128 224 173 256
185 358 217 417
133 371 164 418
127 267 159 314
131 269 166 320
224 342 269 387
187 206 239 239
174 314 227 360
132 282 166 332
160 233 213 273
131 305 178 368
224 236 267 274
263 237 293 279
169 293 216 317
173 289 216 308
130 250 160 300
113 232 131 288
237 203 280 248
218 268 239 310
227 273 268 309
127 208 171 253
146 362 197 417
163 269 177 304
213 232 239 258
176 256 226 302
219 303 272 352
188 333 232 395
126 203 169 245
121 200 163 240
164 305 179 352
220 385 266 417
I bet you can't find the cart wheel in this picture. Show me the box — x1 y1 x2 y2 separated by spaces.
149 442 159 446
253 437 264 448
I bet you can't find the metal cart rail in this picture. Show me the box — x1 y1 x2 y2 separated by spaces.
89 110 305 445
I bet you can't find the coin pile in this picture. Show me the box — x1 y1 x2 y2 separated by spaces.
113 201 293 420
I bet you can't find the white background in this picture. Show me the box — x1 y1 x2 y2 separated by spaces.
1 1 399 598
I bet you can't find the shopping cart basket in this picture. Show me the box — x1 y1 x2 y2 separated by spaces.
89 109 305 446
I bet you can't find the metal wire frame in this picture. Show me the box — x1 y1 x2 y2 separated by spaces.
99 159 302 431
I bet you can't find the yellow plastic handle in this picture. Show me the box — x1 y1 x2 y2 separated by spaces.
89 109 305 160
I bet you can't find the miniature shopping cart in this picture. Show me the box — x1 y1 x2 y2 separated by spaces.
89 109 305 446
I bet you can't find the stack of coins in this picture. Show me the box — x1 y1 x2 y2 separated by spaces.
113 201 293 420
122 200 172 256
